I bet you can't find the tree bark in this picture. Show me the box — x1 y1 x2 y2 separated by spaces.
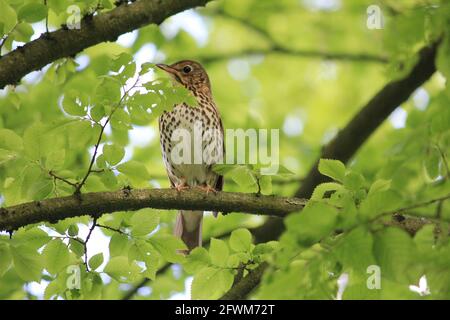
0 0 213 89
0 188 306 231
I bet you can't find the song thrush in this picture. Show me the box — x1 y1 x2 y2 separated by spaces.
156 60 224 252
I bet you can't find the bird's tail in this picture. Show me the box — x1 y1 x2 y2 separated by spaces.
174 210 203 253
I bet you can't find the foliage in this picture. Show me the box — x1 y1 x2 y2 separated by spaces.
0 0 450 300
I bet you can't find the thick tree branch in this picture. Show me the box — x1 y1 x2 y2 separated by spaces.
0 188 307 232
221 41 440 299
220 262 269 300
0 0 213 89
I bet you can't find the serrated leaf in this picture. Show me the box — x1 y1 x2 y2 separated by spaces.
368 179 391 195
318 159 346 182
360 190 401 220
149 234 186 263
311 182 342 200
130 209 160 237
334 227 375 272
343 172 365 191
12 227 51 250
42 239 71 274
229 228 252 252
373 227 417 281
103 143 125 166
18 3 48 23
11 245 43 281
184 247 211 274
109 233 130 257
88 253 104 271
209 238 229 267
62 90 86 116
191 267 234 300
285 202 338 247
0 244 12 277
116 160 151 181
104 256 141 283
0 128 23 151
0 0 17 34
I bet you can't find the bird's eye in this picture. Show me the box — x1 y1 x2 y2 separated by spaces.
182 65 192 74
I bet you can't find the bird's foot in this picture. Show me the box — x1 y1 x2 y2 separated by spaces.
174 182 189 192
197 184 218 195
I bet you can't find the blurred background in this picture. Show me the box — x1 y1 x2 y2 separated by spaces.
0 0 448 299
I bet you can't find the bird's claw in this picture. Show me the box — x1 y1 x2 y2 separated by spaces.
174 182 189 192
198 184 217 195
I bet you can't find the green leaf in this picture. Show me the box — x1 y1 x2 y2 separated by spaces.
253 241 279 256
229 228 252 252
117 160 151 181
343 172 365 191
28 179 54 200
209 238 229 267
191 267 234 300
111 52 133 72
285 202 338 247
88 253 104 271
373 227 417 281
360 190 401 220
103 143 125 166
46 149 65 170
69 238 85 257
109 233 130 257
128 240 159 280
18 3 48 23
12 22 34 42
62 90 86 116
11 245 43 281
149 234 186 263
259 175 272 195
0 128 23 151
42 239 71 274
229 165 257 189
311 182 342 200
23 122 51 160
0 0 17 34
95 77 121 105
334 227 375 272
68 224 79 237
12 227 51 250
368 179 391 195
318 159 346 182
184 247 211 274
130 209 160 237
424 146 441 180
0 244 12 277
104 256 140 282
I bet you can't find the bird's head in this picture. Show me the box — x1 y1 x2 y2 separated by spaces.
156 60 211 95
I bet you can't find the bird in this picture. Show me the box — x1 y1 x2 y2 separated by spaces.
156 60 224 253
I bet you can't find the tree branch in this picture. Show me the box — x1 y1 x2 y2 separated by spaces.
200 10 388 64
199 47 388 64
220 41 440 299
0 188 307 232
0 0 213 89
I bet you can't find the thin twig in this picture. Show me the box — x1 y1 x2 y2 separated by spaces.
97 223 127 235
48 170 79 188
75 77 139 194
83 216 98 272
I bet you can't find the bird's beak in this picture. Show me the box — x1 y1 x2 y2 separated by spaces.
156 63 182 83
156 63 176 75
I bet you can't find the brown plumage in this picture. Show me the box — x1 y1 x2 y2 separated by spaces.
156 60 224 253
